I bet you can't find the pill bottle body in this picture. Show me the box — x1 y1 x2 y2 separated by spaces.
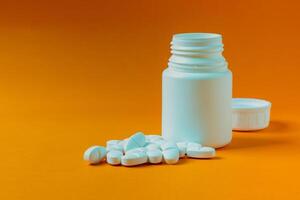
162 33 232 148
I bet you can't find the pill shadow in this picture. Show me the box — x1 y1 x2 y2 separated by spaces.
176 158 191 165
122 163 150 168
122 160 189 167
184 157 223 161
222 120 291 150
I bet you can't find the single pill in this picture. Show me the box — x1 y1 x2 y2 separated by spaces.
176 142 187 158
146 135 164 142
161 142 178 151
198 147 216 158
163 148 179 164
186 142 202 158
130 132 146 146
119 139 128 152
106 150 123 165
106 140 121 148
145 136 159 143
187 146 215 158
124 132 146 152
121 152 148 166
106 144 123 153
144 143 161 151
187 142 202 149
118 139 126 146
145 138 151 143
152 139 166 146
147 149 163 164
83 146 106 164
126 147 147 154
150 138 165 144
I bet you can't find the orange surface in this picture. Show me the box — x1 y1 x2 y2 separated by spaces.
1 0 300 199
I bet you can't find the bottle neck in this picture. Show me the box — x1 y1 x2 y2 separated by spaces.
168 33 228 73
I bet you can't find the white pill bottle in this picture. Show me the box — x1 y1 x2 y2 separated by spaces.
162 33 232 148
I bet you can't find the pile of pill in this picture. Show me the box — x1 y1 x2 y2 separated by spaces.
83 132 216 166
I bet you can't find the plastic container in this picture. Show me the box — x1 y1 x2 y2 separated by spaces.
232 98 271 131
162 33 232 148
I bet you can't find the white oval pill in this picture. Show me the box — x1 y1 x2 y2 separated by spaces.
161 142 178 151
147 149 163 164
106 144 123 153
198 147 216 158
187 146 216 158
106 140 121 148
121 152 148 166
152 139 166 146
118 139 128 152
186 142 202 158
146 135 164 142
163 148 179 164
83 146 106 164
124 132 146 152
118 139 126 146
106 150 123 165
144 143 161 151
176 142 187 158
126 147 147 154
187 142 202 149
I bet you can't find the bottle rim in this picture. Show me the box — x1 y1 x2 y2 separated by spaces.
172 33 222 42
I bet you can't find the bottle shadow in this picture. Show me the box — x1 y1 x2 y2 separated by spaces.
233 120 289 134
222 120 291 151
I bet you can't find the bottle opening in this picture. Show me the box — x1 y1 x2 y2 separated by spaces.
173 33 222 41
169 33 227 73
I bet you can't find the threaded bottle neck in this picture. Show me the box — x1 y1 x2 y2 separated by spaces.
168 33 228 73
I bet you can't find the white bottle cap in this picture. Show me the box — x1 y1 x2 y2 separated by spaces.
232 98 272 131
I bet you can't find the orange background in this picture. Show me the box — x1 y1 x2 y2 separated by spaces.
1 0 300 199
